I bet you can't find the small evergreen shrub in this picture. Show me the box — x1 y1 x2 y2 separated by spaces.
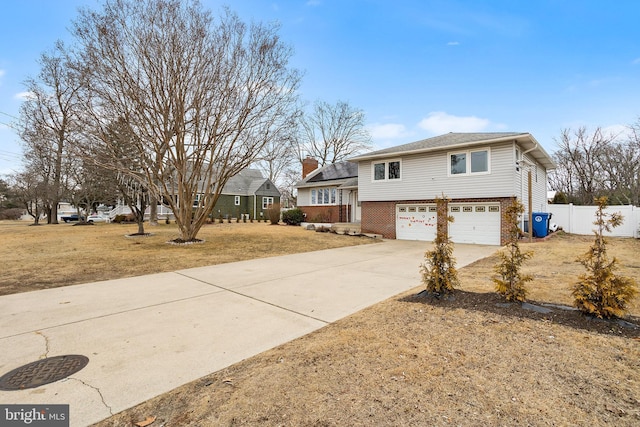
572 197 638 318
421 196 459 297
493 199 533 302
282 208 305 226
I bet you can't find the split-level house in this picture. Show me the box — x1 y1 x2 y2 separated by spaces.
350 132 555 245
296 132 555 245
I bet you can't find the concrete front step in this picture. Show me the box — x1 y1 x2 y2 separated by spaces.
330 222 361 235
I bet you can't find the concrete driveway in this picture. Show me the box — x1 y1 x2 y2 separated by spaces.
0 240 497 426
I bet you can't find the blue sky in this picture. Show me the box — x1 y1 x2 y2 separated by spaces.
1 0 640 175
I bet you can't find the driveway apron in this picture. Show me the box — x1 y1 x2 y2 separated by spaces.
0 240 497 426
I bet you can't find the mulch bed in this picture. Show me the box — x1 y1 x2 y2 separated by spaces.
403 290 640 339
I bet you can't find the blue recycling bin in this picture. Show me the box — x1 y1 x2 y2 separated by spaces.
532 212 550 238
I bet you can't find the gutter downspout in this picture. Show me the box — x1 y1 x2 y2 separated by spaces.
519 141 538 242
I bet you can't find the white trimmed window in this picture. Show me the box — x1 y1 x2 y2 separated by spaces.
372 159 401 181
262 197 274 209
193 193 204 206
449 148 490 176
234 195 240 206
310 187 337 205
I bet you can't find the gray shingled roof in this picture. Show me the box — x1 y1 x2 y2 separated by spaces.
222 169 276 196
349 132 555 169
354 132 527 158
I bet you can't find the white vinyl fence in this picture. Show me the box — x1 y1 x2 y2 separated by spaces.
547 204 640 238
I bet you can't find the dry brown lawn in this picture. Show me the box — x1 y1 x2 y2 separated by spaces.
0 220 376 296
2 222 639 426
92 232 640 427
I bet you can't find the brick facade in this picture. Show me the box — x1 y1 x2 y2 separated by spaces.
362 197 515 245
300 205 351 223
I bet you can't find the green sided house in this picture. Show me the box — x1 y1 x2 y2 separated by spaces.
209 168 281 220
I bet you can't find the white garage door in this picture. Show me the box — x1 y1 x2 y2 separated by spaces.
396 205 437 241
449 204 501 245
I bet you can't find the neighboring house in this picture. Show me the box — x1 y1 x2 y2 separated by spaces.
295 157 360 223
111 168 280 220
348 132 555 245
210 168 281 220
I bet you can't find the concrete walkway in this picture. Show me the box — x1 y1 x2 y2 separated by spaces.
0 240 497 426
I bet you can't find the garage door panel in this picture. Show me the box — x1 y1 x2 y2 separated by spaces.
396 205 437 241
449 204 500 245
396 203 500 245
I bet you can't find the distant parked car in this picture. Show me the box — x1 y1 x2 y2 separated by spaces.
86 214 109 223
61 214 84 223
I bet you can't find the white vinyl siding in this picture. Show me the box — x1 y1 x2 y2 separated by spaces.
358 142 516 202
513 143 548 215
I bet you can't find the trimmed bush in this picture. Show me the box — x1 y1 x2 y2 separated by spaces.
282 208 305 226
267 203 281 225
0 208 24 220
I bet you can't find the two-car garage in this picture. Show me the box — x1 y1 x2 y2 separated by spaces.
396 203 501 245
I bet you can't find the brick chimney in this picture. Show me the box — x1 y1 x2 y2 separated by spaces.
302 156 319 179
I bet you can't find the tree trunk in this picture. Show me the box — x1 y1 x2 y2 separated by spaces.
137 220 145 235
46 206 54 224
149 195 158 226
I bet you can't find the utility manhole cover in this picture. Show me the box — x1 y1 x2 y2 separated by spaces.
0 355 89 391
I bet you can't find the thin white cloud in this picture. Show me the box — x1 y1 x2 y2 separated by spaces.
306 0 321 6
601 124 630 140
447 41 460 46
0 69 5 78
14 91 35 101
418 111 492 134
368 123 411 140
633 58 640 65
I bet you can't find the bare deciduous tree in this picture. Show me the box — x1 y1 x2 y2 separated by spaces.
12 166 48 225
549 127 613 205
18 42 83 224
297 100 372 167
254 136 297 185
73 0 301 242
550 125 640 205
